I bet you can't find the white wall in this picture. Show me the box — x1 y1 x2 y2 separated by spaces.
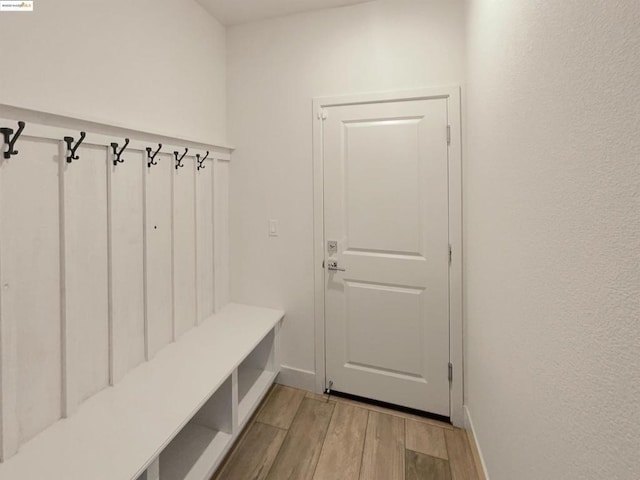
464 1 640 479
227 0 465 386
0 0 226 144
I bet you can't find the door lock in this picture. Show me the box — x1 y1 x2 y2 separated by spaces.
327 260 345 272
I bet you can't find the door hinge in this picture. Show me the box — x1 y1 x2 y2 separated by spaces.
446 125 451 145
318 109 328 120
448 363 453 383
322 260 325 269
449 244 452 265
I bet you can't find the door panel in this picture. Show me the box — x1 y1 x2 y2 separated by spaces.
324 99 450 416
345 281 425 377
345 119 424 256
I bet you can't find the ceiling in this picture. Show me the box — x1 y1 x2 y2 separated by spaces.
196 0 374 26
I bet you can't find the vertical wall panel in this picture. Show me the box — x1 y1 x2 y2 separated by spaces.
0 138 61 446
173 157 197 338
108 150 145 384
0 146 18 461
196 159 215 323
144 153 174 358
214 159 230 310
60 144 109 413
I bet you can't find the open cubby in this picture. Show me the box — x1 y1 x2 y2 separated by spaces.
237 328 278 427
160 376 234 480
0 304 283 480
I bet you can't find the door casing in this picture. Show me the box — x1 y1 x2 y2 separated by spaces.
312 87 463 426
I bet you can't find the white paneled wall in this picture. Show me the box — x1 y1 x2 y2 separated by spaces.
108 150 146 384
196 159 216 324
214 161 230 309
173 158 198 339
0 138 62 455
60 143 110 415
144 152 175 359
0 111 232 462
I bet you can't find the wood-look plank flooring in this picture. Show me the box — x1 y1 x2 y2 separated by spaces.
214 385 482 480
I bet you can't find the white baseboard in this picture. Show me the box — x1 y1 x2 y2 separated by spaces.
464 405 490 480
276 365 316 392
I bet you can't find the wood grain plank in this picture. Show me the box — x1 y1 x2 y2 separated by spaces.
216 422 287 480
405 450 451 480
313 403 368 480
305 391 335 403
406 419 448 460
257 384 306 429
359 411 405 480
265 398 334 480
444 428 479 480
332 395 454 430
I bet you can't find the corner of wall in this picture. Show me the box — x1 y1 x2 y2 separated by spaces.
464 405 490 480
276 366 317 392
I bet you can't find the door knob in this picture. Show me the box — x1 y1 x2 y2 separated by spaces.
327 260 345 272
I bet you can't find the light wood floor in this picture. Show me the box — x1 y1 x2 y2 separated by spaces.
213 385 484 480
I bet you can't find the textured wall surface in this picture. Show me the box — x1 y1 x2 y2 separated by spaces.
464 1 640 478
0 0 227 144
226 0 465 382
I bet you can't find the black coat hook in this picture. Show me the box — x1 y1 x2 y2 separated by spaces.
174 148 188 170
63 131 86 164
0 121 26 160
146 144 162 168
110 138 130 166
196 151 209 171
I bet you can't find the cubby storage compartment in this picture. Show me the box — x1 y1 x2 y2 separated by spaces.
237 329 278 426
0 303 283 480
160 376 233 480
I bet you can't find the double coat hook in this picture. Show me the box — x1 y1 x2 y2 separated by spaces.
174 148 188 170
63 132 86 163
0 121 26 160
110 138 130 166
196 151 209 171
146 144 162 168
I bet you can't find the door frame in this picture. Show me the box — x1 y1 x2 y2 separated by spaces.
312 87 463 426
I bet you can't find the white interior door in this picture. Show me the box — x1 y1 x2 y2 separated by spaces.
323 98 450 416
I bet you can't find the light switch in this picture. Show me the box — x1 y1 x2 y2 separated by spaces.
268 219 279 237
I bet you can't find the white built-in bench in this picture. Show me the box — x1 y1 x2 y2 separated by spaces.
0 304 284 480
